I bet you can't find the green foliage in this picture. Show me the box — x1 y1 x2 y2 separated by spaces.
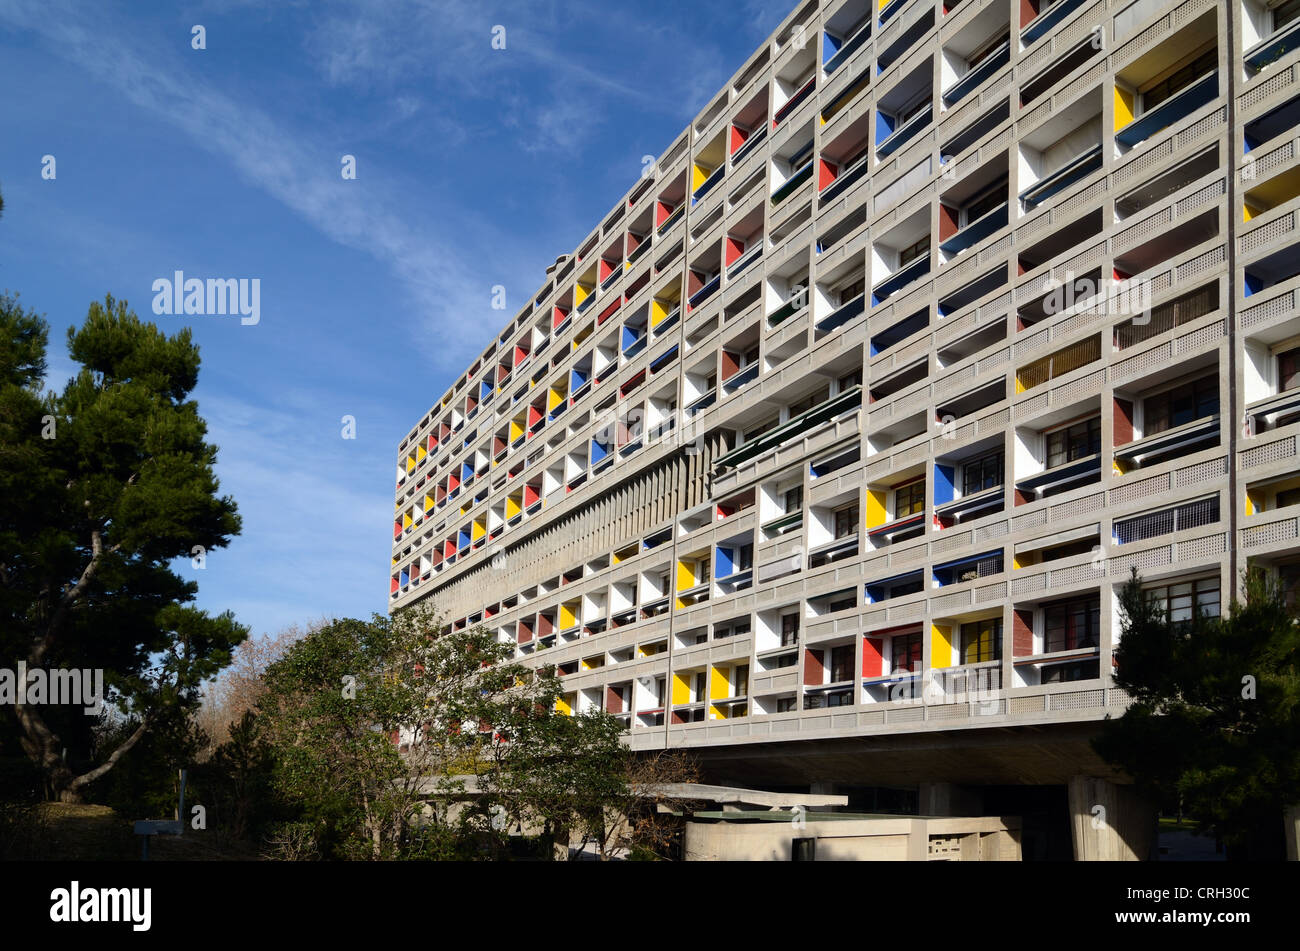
1095 568 1300 858
0 292 245 800
253 604 641 860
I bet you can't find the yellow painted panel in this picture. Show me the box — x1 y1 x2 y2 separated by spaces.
509 419 524 441
406 456 415 472
651 298 669 327
676 559 698 591
402 512 412 529
506 495 521 518
866 489 888 528
548 386 564 410
472 519 486 541
931 623 954 670
710 665 730 701
672 672 690 705
1015 375 1026 393
424 494 435 512
416 445 426 462
559 602 577 629
1246 493 1256 516
1114 85 1134 131
556 694 572 716
692 163 711 191
575 283 591 306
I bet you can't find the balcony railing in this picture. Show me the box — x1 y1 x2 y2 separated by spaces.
1246 18 1300 70
871 254 930 305
1116 73 1218 148
824 23 872 74
939 203 1008 256
692 165 725 204
656 205 684 236
819 151 870 204
773 77 816 127
1019 144 1103 208
721 362 759 394
688 273 721 309
716 385 862 469
767 292 808 327
1021 0 1089 46
730 127 768 166
727 245 763 278
771 159 814 205
817 292 865 332
876 105 932 158
941 40 1010 106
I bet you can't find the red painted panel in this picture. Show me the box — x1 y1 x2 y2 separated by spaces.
729 124 748 155
862 637 884 678
1013 609 1034 656
938 203 960 241
817 158 838 190
1114 397 1134 447
804 648 824 686
605 685 623 713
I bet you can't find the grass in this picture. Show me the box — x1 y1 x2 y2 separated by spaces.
30 803 262 861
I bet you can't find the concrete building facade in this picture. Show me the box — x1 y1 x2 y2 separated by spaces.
390 0 1300 857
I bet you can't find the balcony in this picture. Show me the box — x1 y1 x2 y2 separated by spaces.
1018 145 1102 209
656 205 684 236
941 40 1010 107
939 203 1008 256
1021 0 1089 46
715 386 862 469
768 293 808 328
824 22 872 75
1245 17 1300 71
773 77 816 128
727 245 763 279
876 104 932 158
871 254 930 305
721 362 759 394
1116 72 1218 148
1114 415 1219 472
819 151 870 205
771 159 814 205
730 126 767 166
692 165 725 205
816 292 866 333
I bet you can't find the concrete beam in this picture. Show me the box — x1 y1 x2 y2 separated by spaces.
1068 776 1156 861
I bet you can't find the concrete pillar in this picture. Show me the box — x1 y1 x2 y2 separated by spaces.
919 782 981 817
1286 806 1299 861
1068 776 1156 861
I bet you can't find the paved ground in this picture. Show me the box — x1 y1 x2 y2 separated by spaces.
1155 826 1225 861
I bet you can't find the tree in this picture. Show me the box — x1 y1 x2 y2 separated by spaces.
0 293 245 801
1095 568 1300 858
257 604 565 859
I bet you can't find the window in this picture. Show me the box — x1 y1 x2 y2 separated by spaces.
1114 496 1219 544
785 486 804 514
830 645 855 682
1280 346 1300 392
735 545 754 571
693 671 707 702
826 689 854 707
1043 596 1100 652
960 618 1002 664
655 677 666 707
899 236 930 267
894 479 926 517
961 452 1003 494
828 595 856 613
1277 0 1300 29
898 94 929 125
1143 376 1218 435
1046 417 1101 468
963 178 1007 225
892 632 922 673
781 613 800 647
790 387 830 418
968 31 1009 68
1041 659 1100 683
838 368 863 391
776 696 798 712
1145 577 1220 625
1141 46 1215 112
734 665 749 696
834 504 860 539
836 277 865 305
1278 488 1300 509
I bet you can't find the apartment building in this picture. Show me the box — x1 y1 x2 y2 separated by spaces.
389 0 1300 858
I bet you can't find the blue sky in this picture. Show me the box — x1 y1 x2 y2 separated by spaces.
0 0 794 639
